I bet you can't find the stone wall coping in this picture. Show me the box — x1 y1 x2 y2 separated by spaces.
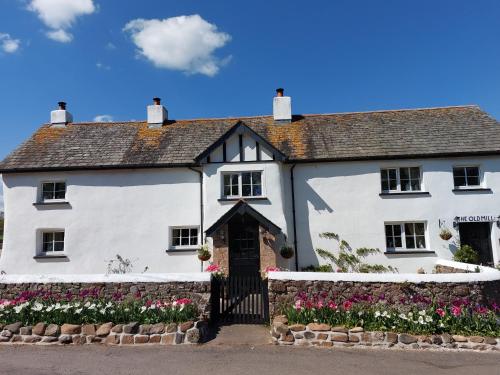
435 259 499 275
268 268 500 283
0 273 211 284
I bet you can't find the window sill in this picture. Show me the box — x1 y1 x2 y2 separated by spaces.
384 250 436 255
452 188 492 193
379 192 430 197
33 255 68 259
218 197 268 202
33 201 71 207
166 248 198 253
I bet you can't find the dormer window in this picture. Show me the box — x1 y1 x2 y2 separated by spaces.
222 171 263 199
41 182 66 202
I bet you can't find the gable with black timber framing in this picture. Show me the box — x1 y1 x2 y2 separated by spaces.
195 121 286 164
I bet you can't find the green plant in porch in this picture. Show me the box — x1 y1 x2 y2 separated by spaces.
453 245 479 264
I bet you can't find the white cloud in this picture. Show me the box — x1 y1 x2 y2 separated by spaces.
96 62 110 70
93 115 113 122
46 29 72 43
123 14 231 76
28 0 96 42
105 42 116 50
0 33 20 53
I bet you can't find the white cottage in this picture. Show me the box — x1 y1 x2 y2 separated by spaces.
1 90 499 275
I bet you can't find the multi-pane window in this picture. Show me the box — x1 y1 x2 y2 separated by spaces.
222 171 263 198
385 223 426 250
223 174 239 197
42 182 66 201
453 166 480 187
171 227 199 248
381 167 421 192
42 232 65 253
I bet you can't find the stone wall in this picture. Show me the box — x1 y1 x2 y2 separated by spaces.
271 319 499 351
0 281 211 318
0 321 207 345
268 279 500 317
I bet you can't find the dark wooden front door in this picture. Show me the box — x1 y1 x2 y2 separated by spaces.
228 215 260 276
459 222 493 265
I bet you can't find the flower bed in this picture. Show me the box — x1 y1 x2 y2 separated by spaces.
0 289 198 326
0 289 206 345
282 292 499 337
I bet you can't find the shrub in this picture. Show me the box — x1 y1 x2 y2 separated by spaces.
301 265 334 272
316 233 397 273
453 245 479 264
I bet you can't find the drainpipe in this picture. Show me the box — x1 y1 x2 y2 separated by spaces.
189 166 204 272
189 166 204 242
290 164 299 271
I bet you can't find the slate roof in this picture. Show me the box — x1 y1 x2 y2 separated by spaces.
1 105 500 172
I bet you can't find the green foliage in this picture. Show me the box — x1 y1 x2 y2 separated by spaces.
301 264 334 272
315 234 397 273
453 245 479 264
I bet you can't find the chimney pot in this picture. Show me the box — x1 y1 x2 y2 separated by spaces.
58 101 67 110
153 97 161 105
276 88 284 97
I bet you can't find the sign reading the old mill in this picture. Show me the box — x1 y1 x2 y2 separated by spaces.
454 215 499 223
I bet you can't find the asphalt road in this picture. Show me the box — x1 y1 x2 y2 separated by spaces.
0 344 498 375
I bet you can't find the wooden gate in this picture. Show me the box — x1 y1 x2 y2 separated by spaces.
211 275 269 324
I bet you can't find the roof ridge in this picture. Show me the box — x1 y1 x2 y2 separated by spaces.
62 105 481 126
299 105 480 117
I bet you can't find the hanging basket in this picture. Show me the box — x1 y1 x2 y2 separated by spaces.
280 246 294 259
439 229 453 241
197 246 211 262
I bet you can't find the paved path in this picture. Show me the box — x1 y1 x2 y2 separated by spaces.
0 343 498 375
206 324 272 346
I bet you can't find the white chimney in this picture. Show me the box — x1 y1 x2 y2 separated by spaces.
273 88 292 122
147 97 168 128
50 101 73 127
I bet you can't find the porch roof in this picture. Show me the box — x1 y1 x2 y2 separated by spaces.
205 200 282 236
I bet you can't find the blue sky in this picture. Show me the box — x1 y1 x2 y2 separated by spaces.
1 0 500 209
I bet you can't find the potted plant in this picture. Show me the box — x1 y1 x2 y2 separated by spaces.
280 244 294 259
197 245 211 262
439 228 453 241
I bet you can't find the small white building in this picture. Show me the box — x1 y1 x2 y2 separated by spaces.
0 92 499 274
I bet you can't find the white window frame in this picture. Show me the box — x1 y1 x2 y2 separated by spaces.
169 226 200 250
384 221 427 252
40 181 67 202
221 170 264 199
452 165 481 189
380 167 423 193
39 230 66 255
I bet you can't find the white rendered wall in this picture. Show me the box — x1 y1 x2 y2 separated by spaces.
2 155 500 275
0 169 201 274
292 156 500 273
